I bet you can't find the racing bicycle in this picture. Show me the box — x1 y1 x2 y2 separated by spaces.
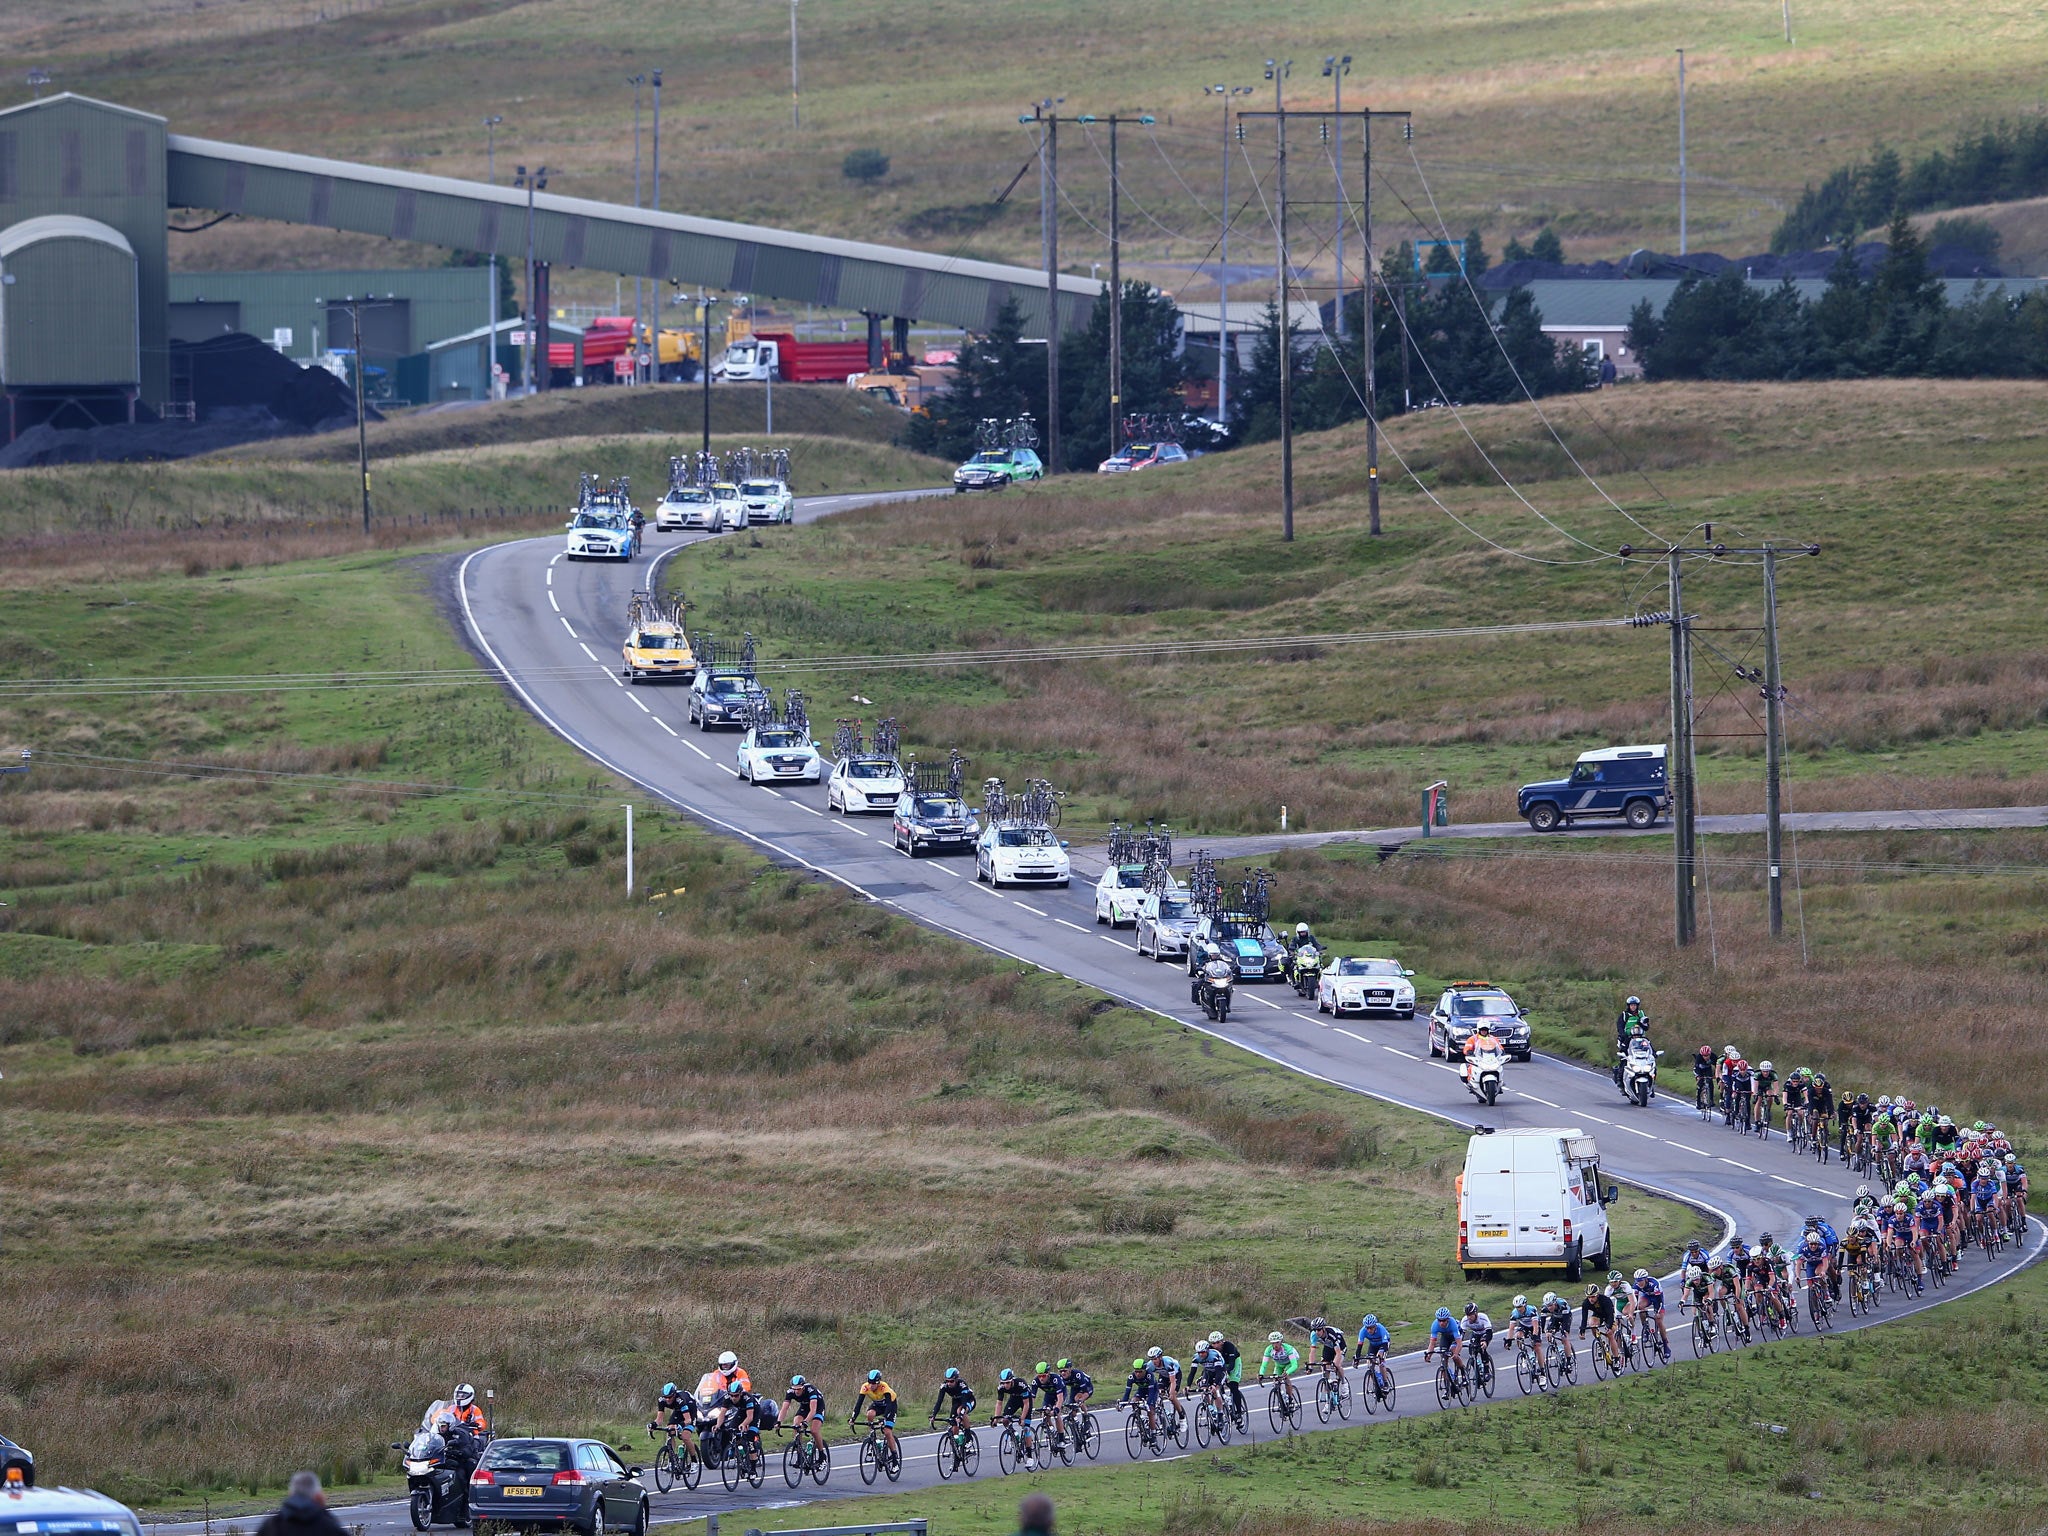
719 1430 765 1493
852 1419 901 1486
1267 1378 1303 1434
1313 1365 1352 1421
1359 1354 1398 1413
778 1427 831 1488
1511 1331 1555 1396
927 1418 978 1481
647 1424 701 1492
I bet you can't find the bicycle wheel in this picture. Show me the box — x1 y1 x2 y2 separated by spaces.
1380 1369 1399 1409
655 1445 678 1494
811 1440 831 1485
959 1431 979 1478
1270 1387 1291 1432
1123 1415 1142 1462
1477 1353 1496 1398
1315 1378 1332 1423
885 1440 902 1483
1589 1339 1611 1381
679 1443 701 1491
1043 1419 1071 1466
1847 1276 1866 1317
1515 1348 1537 1397
783 1440 804 1489
934 1436 957 1481
1194 1404 1211 1446
858 1435 880 1486
1337 1373 1351 1420
1078 1410 1099 1461
720 1445 742 1494
1435 1364 1455 1406
1691 1309 1714 1356
1212 1405 1232 1445
1170 1408 1188 1450
747 1444 765 1490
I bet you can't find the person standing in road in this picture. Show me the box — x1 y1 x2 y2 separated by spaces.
256 1473 349 1536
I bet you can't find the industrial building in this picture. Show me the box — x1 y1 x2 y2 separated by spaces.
0 91 1102 442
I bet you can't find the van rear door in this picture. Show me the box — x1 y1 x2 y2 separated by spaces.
1462 1168 1518 1261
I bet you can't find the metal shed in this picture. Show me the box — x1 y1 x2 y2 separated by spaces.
0 214 139 387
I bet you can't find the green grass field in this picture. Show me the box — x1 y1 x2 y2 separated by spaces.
0 526 1711 1513
9 0 2046 301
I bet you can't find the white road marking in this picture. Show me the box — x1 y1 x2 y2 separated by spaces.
629 695 650 713
973 882 1004 899
719 765 738 777
560 616 576 637
1251 994 1284 1010
762 788 783 798
935 865 963 877
1523 1094 1560 1107
655 719 677 736
608 672 623 686
1666 1141 1715 1157
1611 1124 1659 1139
1719 1158 1762 1173
684 741 710 760
1013 901 1049 917
549 552 563 565
1578 1114 1613 1126
548 590 560 611
1054 918 1089 932
1101 935 1137 950
1771 1173 1805 1186
578 642 598 662
1383 1046 1419 1059
545 568 553 585
843 825 869 838
795 803 822 816
1335 1029 1373 1044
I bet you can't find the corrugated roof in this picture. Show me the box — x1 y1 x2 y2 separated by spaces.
0 91 165 126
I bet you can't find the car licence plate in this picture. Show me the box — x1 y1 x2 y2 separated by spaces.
1478 1229 1509 1239
505 1486 544 1497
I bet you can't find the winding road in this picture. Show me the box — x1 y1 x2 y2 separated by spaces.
152 491 2040 1534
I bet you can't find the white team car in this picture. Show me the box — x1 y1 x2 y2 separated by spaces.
827 755 907 814
1093 863 1150 926
1317 956 1418 1018
740 478 795 525
1133 886 1198 961
564 505 635 561
975 822 1070 888
736 723 824 784
710 483 747 531
657 486 717 530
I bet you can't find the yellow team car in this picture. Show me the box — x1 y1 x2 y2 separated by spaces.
621 621 697 684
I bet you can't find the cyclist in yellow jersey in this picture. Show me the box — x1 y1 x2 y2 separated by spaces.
855 1370 900 1463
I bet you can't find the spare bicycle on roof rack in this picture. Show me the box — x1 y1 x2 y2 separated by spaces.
975 774 1071 889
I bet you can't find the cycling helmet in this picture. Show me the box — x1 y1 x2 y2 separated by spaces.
789 1376 805 1388
1626 996 1641 1009
1436 1308 1453 1321
1000 1368 1015 1382
866 1370 882 1383
1035 1361 1050 1375
1802 1232 1822 1248
1208 1331 1224 1344
1975 1120 1987 1133
1941 1115 1954 1128
1633 1268 1650 1280
1132 1360 1146 1372
662 1382 678 1397
717 1351 738 1370
1759 1233 1774 1246
1193 1341 1207 1355
1267 1331 1285 1344
944 1367 959 1381
1607 1270 1622 1284
1723 1045 1739 1058
2008 1153 2020 1164
1311 1317 1325 1331
1804 1214 1821 1227
1056 1358 1072 1370
1878 1095 1892 1108
1543 1293 1558 1305
1462 1302 1478 1316
1685 1265 1704 1281
1585 1283 1600 1295
1856 1184 1872 1199
1760 1060 1773 1073
1146 1346 1162 1359
1512 1295 1527 1308
1363 1314 1379 1327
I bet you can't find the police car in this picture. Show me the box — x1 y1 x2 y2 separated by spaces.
0 1480 143 1536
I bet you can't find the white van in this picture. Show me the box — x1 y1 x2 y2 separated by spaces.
1 1482 145 1536
1457 1128 1617 1279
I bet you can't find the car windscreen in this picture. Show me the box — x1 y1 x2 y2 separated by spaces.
713 486 739 499
481 1441 571 1471
674 489 710 502
1455 994 1516 1017
848 760 894 779
997 827 1055 847
915 798 961 818
707 678 745 696
969 452 1010 465
1158 898 1191 919
1337 959 1402 977
741 481 779 496
1114 868 1146 887
756 730 800 748
635 633 682 650
571 511 614 528
1126 444 1156 458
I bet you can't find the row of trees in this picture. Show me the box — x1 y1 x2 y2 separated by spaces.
1773 118 2048 251
1630 213 2048 379
903 229 1592 464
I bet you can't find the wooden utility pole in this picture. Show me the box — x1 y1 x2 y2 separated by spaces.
1763 547 1787 936
349 298 370 535
1041 108 1060 473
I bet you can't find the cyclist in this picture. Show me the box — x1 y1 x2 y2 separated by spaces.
1970 1163 2003 1240
1059 1359 1093 1416
1191 1342 1230 1423
1914 1182 1949 1274
1627 1269 1670 1359
1117 1357 1162 1438
1503 1294 1540 1351
1355 1313 1393 1398
653 1381 698 1434
1260 1330 1303 1414
1706 1245 1749 1330
1207 1331 1247 1419
1146 1346 1184 1433
2005 1152 2030 1221
1693 1045 1716 1109
782 1376 826 1461
1842 1215 1879 1296
1309 1317 1345 1394
1423 1308 1466 1386
1739 1241 1780 1317
1729 1058 1754 1129
1460 1302 1493 1355
928 1368 976 1448
1782 1068 1810 1140
854 1369 900 1465
1030 1361 1067 1445
990 1367 1035 1459
1577 1284 1622 1364
1796 1231 1830 1310
1680 1255 1712 1321
1834 1087 1856 1156
1537 1290 1573 1347
1804 1213 1842 1299
1752 1060 1778 1128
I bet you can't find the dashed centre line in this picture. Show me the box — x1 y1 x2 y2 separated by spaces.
560 616 576 637
683 741 710 760
654 719 677 736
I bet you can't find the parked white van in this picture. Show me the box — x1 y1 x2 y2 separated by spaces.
1457 1127 1618 1279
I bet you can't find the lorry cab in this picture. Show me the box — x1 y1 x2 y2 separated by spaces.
1516 744 1668 832
1457 1128 1618 1279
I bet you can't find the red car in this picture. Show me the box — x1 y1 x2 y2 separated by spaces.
1096 442 1190 474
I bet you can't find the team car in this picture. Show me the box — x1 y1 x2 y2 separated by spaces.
827 755 908 814
739 478 795 525
1315 957 1417 1017
564 504 636 561
952 447 1044 492
1428 981 1534 1062
1187 912 1287 982
1133 885 1199 961
1096 441 1190 474
975 822 1070 887
686 670 762 729
736 721 824 784
1 1432 33 1487
891 791 978 856
620 620 696 684
710 482 748 530
657 486 718 531
1093 863 1151 927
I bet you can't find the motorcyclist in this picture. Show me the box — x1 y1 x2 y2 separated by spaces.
433 1415 478 1520
1612 999 1648 1087
447 1385 488 1437
1465 1023 1505 1092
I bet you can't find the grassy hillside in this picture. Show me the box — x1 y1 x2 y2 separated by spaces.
11 0 2048 298
671 379 2048 834
0 528 1712 1510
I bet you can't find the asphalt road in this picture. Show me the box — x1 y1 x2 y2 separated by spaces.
154 494 2038 1534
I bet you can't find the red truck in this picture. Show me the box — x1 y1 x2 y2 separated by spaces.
713 331 883 383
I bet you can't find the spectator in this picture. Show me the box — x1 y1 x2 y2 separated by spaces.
1598 354 1618 387
257 1473 349 1536
1017 1493 1055 1536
